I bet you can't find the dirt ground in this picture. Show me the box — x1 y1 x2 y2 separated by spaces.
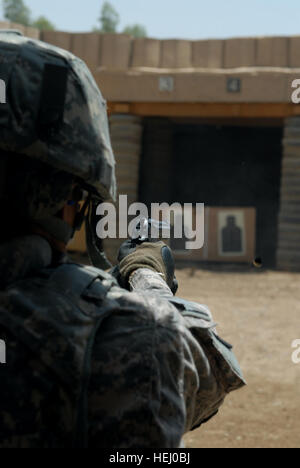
176 266 300 449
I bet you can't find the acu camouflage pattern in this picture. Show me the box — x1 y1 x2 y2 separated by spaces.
0 237 245 448
0 236 52 289
0 31 116 202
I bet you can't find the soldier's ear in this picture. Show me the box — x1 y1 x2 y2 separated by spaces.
61 204 78 228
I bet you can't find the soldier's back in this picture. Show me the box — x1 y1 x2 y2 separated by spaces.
0 262 121 448
0 261 186 448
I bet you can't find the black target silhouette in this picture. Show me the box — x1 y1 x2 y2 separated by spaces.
221 216 242 253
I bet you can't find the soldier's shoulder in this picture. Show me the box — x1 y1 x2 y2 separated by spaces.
107 283 182 332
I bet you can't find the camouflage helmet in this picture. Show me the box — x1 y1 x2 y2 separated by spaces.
0 31 116 202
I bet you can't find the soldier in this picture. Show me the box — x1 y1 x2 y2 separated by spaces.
0 31 245 448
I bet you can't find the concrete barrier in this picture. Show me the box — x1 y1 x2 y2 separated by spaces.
3 23 300 72
42 30 72 51
224 38 256 68
131 38 161 68
71 33 101 70
256 37 289 67
100 34 132 69
290 36 300 68
192 39 224 68
160 40 192 68
25 26 40 39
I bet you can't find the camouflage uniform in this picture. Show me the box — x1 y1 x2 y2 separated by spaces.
0 238 245 448
0 33 245 448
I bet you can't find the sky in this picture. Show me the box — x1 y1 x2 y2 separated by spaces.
1 0 300 40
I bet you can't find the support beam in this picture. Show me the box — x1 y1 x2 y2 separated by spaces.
108 102 300 119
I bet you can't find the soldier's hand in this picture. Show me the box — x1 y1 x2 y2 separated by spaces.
116 239 178 294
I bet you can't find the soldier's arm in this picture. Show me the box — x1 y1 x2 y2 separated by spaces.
88 278 245 447
128 267 246 431
129 267 173 298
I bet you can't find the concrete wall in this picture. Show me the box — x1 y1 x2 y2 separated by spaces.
1 22 298 71
1 23 300 104
38 31 300 70
37 30 300 105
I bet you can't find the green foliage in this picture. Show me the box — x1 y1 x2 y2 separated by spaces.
123 24 147 38
2 0 146 38
2 0 55 30
32 15 55 31
95 2 147 37
99 1 119 33
2 0 31 26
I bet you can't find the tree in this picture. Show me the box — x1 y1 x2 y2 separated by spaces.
94 2 147 37
32 16 55 31
2 0 31 26
98 1 119 33
123 24 147 38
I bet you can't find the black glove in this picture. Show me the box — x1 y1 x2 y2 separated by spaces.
112 239 178 295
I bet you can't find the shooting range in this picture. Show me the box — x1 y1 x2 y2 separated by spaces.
1 19 300 449
11 26 296 270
